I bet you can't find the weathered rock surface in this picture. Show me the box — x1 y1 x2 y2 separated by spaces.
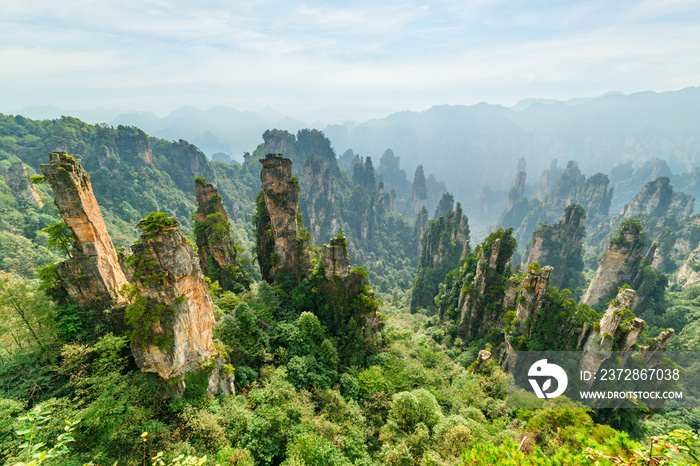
411 204 470 311
675 245 700 288
619 176 694 220
41 151 128 308
526 204 586 293
2 161 43 207
580 288 637 376
580 288 674 379
411 165 428 217
581 220 648 309
258 154 311 281
322 234 350 280
458 232 515 339
194 178 248 291
514 265 553 338
303 154 340 245
127 216 216 381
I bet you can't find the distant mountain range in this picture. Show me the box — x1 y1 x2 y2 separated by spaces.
10 86 700 206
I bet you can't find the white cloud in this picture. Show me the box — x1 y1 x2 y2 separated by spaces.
1 0 699 115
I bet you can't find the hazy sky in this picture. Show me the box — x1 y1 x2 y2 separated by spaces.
2 0 700 120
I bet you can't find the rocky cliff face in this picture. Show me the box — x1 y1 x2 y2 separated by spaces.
581 220 648 309
526 204 586 293
2 161 43 207
257 154 311 281
675 245 700 288
410 204 470 311
321 234 350 280
501 170 532 230
618 176 694 221
41 151 128 308
194 178 248 291
411 165 428 217
544 163 612 221
580 288 638 375
302 155 340 246
458 230 516 339
262 130 296 160
501 161 613 250
580 288 674 377
126 214 217 383
514 265 553 338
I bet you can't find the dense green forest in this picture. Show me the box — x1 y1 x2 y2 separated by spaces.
1 114 699 466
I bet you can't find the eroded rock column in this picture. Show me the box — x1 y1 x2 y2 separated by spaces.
322 234 350 280
258 154 311 281
40 151 128 308
126 214 216 381
194 177 248 291
581 220 647 309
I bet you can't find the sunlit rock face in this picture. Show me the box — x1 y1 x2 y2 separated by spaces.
580 288 674 378
258 154 311 281
126 216 216 381
41 151 128 308
581 221 648 309
676 245 700 288
321 235 350 280
514 265 553 338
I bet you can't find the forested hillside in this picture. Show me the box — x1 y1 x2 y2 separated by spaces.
0 114 699 466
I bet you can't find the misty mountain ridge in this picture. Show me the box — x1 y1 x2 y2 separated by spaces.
11 86 700 215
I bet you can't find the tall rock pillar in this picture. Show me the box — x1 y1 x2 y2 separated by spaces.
258 154 311 281
40 151 128 308
126 214 217 382
194 177 249 291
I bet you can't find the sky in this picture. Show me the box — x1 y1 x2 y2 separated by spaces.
2 0 700 122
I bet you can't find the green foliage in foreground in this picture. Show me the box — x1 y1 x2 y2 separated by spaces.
2 289 698 465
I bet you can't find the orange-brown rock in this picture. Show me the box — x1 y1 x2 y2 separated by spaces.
40 151 128 308
126 215 216 381
258 154 311 281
